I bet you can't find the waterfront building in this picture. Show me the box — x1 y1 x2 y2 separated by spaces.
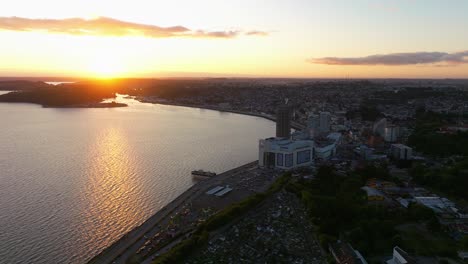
258 135 339 168
276 104 292 138
390 144 412 160
258 138 314 170
260 113 341 168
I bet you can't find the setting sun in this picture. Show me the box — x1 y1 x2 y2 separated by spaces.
83 40 132 78
88 57 126 79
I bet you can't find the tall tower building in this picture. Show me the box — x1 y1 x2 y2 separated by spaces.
276 103 291 138
319 112 331 134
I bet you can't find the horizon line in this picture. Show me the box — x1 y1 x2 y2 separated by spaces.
1 76 468 81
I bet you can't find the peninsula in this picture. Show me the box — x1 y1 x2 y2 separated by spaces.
0 81 127 108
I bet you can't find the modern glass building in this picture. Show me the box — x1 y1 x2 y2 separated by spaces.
258 138 314 170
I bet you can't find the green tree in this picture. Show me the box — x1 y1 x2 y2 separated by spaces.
407 203 435 221
461 235 468 250
427 217 441 233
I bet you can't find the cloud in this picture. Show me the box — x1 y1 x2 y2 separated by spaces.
0 16 267 39
308 51 468 66
192 30 240 38
246 30 269 36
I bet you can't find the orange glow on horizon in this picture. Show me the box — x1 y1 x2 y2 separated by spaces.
87 57 126 79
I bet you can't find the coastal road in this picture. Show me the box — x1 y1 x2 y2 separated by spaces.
88 161 258 264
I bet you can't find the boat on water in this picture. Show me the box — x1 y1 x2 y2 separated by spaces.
191 169 216 179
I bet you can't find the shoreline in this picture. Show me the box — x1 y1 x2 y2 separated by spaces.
87 161 258 264
42 102 128 108
137 97 305 131
89 96 292 263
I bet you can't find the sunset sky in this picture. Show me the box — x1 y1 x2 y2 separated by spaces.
1 0 468 78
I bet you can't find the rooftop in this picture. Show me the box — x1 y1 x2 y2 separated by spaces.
391 143 412 149
330 242 366 264
262 137 314 151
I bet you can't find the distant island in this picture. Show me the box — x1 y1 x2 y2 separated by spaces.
0 81 127 108
42 101 127 108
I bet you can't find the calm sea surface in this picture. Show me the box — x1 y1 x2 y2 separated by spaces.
0 93 274 264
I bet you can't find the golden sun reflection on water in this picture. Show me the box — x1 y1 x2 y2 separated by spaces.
82 127 146 246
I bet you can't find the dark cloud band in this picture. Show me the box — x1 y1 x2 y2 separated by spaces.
309 51 468 66
0 16 268 39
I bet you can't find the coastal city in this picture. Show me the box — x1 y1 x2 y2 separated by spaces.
1 78 468 263
41 77 463 264
2 1 468 264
